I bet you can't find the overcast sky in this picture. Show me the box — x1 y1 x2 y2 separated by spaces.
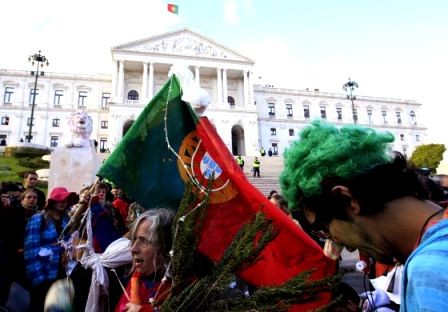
1 0 447 151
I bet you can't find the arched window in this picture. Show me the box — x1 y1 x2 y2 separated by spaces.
127 90 139 100
228 96 235 106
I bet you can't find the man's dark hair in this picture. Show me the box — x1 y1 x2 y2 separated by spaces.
23 171 37 179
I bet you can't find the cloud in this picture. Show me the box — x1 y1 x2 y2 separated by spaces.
222 0 254 26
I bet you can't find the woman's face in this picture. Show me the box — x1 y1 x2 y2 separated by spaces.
54 199 68 212
1 194 10 208
22 192 38 208
98 188 107 202
131 219 163 276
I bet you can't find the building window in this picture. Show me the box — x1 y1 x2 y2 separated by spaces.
400 134 405 141
1 116 9 125
367 109 373 124
396 111 402 124
286 103 293 117
52 118 60 127
101 92 110 109
127 90 139 101
336 107 342 120
410 111 417 124
382 111 388 124
27 117 35 126
271 142 278 155
416 134 420 142
353 109 358 122
54 89 63 106
268 102 275 116
3 87 14 103
320 106 327 119
50 136 59 147
270 128 277 136
289 128 294 136
78 91 88 108
228 96 235 106
402 146 407 157
99 138 108 153
29 88 39 105
303 105 310 118
101 121 108 129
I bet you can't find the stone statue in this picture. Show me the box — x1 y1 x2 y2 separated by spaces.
66 111 94 148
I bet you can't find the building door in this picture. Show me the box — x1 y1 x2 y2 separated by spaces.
231 125 245 155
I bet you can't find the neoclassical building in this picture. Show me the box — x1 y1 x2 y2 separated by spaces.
0 28 426 157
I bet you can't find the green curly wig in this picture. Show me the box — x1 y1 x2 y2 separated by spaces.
280 120 395 211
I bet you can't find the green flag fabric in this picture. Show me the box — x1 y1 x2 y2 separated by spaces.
97 76 198 209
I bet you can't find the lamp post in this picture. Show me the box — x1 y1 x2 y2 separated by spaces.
27 50 49 142
343 78 359 124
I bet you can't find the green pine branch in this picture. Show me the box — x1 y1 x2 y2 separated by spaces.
162 179 340 312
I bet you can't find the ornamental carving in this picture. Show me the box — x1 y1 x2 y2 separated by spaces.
129 34 232 59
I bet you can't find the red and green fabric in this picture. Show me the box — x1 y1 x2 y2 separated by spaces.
97 75 335 310
167 3 178 14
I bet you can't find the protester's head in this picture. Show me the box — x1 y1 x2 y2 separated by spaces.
130 208 174 277
0 184 10 208
270 193 289 214
78 186 91 204
20 188 38 208
329 282 360 312
280 121 428 263
111 186 121 199
97 182 110 203
45 187 78 213
126 202 146 229
267 189 278 199
23 171 39 188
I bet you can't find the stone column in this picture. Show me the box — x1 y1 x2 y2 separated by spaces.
243 70 249 106
111 60 118 98
148 62 154 100
195 66 200 86
248 71 254 107
216 68 222 105
117 60 124 100
141 62 148 101
222 68 228 105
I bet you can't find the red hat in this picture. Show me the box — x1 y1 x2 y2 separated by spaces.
47 187 77 202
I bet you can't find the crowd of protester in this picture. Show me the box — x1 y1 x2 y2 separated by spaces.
2 121 448 312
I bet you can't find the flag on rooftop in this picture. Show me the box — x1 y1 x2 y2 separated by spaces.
167 3 179 14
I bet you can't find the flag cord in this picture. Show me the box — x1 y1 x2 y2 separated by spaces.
163 78 207 194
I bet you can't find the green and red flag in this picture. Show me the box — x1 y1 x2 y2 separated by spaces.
167 3 179 14
97 74 335 309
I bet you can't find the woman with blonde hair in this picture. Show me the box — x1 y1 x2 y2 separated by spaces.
115 208 174 312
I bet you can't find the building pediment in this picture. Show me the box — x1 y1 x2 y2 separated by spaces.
112 28 253 64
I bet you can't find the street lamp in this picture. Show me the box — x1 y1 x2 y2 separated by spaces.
343 78 359 124
27 50 49 142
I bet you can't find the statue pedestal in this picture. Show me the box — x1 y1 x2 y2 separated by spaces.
48 148 101 192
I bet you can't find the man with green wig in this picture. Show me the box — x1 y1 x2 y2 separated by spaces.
280 120 448 311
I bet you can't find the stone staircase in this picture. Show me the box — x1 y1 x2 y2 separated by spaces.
241 156 284 197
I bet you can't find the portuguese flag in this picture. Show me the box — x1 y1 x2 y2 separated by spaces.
97 75 335 309
167 3 179 14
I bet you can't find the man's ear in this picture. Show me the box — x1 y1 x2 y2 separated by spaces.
331 185 360 215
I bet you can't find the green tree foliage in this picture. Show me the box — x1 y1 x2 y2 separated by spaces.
410 144 446 172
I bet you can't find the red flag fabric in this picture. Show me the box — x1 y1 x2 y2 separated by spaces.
177 117 336 310
167 3 178 14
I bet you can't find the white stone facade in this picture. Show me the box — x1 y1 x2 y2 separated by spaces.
0 28 426 157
